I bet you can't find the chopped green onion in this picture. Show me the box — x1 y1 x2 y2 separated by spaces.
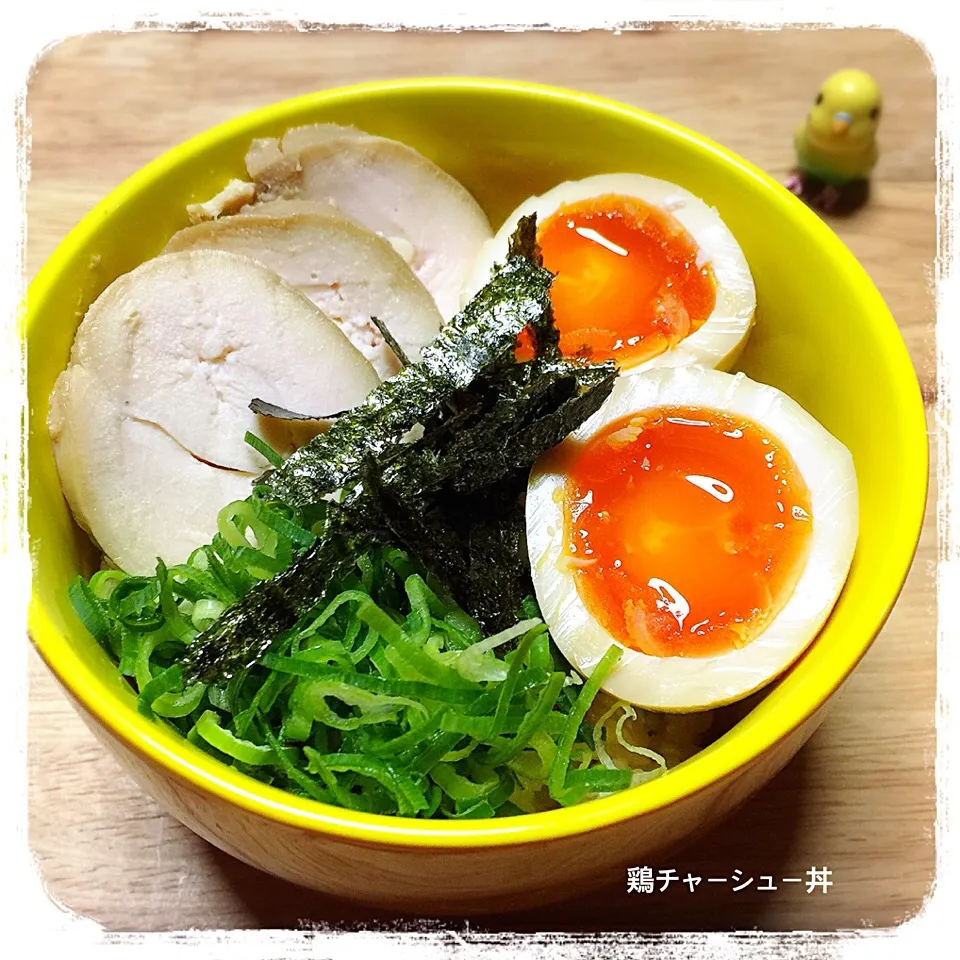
137 665 184 719
244 431 285 468
549 645 623 804
486 670 566 766
68 529 688 819
306 751 428 816
195 710 283 766
455 618 541 682
68 576 110 644
152 681 206 719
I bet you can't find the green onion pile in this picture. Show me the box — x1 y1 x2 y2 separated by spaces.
70 493 666 818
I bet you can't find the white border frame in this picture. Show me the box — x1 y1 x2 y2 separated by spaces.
3 3 952 957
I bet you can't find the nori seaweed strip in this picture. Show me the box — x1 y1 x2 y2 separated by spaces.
257 217 552 507
459 363 613 492
182 215 619 683
182 526 368 684
331 362 614 629
459 478 531 629
352 464 470 607
250 398 340 421
380 361 616 500
347 465 526 632
369 315 411 368
506 213 543 269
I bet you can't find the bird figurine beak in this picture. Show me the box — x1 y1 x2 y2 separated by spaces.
831 111 852 135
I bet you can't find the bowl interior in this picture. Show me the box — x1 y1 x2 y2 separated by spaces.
26 79 928 843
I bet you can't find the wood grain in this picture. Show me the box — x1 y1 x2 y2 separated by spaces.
25 26 937 932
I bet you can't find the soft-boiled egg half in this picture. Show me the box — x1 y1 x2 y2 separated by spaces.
526 366 858 711
464 174 757 374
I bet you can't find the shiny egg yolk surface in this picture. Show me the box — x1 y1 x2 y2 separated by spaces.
536 195 717 366
557 405 814 659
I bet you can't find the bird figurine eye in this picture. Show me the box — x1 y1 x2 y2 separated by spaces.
816 92 824 105
870 106 881 120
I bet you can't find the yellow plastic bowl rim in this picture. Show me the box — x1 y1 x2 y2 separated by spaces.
26 76 929 850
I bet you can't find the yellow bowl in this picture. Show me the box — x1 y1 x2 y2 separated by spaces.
26 78 927 913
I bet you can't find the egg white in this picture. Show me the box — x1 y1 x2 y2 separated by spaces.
464 174 757 374
525 365 859 712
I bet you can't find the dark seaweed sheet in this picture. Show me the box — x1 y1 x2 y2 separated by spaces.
369 315 412 368
182 216 617 686
249 398 335 421
255 218 556 509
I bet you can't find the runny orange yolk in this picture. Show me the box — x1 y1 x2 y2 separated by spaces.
533 194 717 367
559 406 814 658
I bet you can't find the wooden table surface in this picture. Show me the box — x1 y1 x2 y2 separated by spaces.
26 27 937 934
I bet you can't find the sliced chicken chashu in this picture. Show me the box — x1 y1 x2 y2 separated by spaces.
236 198 339 219
164 211 443 379
244 123 493 321
48 249 380 574
186 178 257 223
236 198 418 263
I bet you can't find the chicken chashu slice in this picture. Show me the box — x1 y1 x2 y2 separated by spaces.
47 249 380 575
164 210 443 379
232 198 428 266
244 123 493 321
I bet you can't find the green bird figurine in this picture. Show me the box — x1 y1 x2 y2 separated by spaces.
786 68 882 213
